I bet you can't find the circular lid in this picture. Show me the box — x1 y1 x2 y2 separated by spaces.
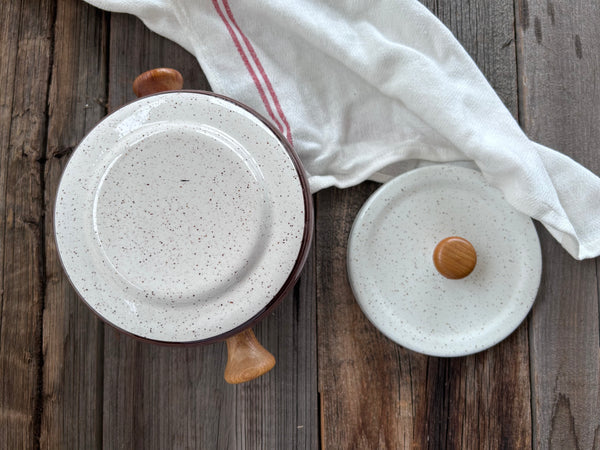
55 91 312 343
347 165 541 357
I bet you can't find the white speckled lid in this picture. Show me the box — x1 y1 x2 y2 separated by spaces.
55 91 312 343
347 165 542 357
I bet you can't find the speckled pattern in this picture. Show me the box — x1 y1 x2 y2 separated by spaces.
55 92 306 342
347 165 542 357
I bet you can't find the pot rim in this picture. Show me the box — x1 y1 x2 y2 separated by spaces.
54 89 314 346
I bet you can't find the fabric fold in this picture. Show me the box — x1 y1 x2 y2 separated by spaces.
84 0 600 259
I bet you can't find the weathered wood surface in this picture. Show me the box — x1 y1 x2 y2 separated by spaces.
0 0 54 448
40 1 108 449
0 0 598 448
516 1 600 449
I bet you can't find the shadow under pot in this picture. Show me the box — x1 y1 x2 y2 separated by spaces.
54 68 313 384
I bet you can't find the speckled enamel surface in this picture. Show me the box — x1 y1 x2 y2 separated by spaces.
347 165 542 357
55 92 306 342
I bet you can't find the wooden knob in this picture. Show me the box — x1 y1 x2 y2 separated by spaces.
132 68 183 97
433 236 477 279
224 328 275 384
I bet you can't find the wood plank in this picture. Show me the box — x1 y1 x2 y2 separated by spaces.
39 0 109 448
316 183 415 448
102 13 318 449
234 246 318 449
317 1 532 448
515 1 600 448
0 0 55 447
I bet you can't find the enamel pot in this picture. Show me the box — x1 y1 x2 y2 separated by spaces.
55 69 313 383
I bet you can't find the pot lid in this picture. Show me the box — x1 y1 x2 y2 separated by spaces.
347 165 542 357
55 91 311 343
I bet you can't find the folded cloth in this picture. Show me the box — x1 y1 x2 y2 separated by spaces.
85 0 600 260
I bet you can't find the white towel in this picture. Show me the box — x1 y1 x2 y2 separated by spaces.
84 0 600 260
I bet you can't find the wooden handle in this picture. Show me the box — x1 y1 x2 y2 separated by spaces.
433 236 477 279
224 329 275 384
133 68 183 97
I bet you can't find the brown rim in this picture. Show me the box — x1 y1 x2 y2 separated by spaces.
54 90 314 346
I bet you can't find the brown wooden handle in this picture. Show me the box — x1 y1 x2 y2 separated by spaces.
433 236 477 279
224 328 275 384
133 68 183 97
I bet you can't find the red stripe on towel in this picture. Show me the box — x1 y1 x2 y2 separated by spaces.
212 0 293 144
221 0 293 144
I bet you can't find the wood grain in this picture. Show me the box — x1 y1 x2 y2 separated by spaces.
101 13 318 449
317 1 532 448
132 68 184 97
515 0 600 448
236 247 317 449
0 0 54 447
432 236 477 279
317 183 415 448
1 0 599 448
40 0 109 448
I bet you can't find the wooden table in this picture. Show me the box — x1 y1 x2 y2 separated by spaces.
1 0 599 448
